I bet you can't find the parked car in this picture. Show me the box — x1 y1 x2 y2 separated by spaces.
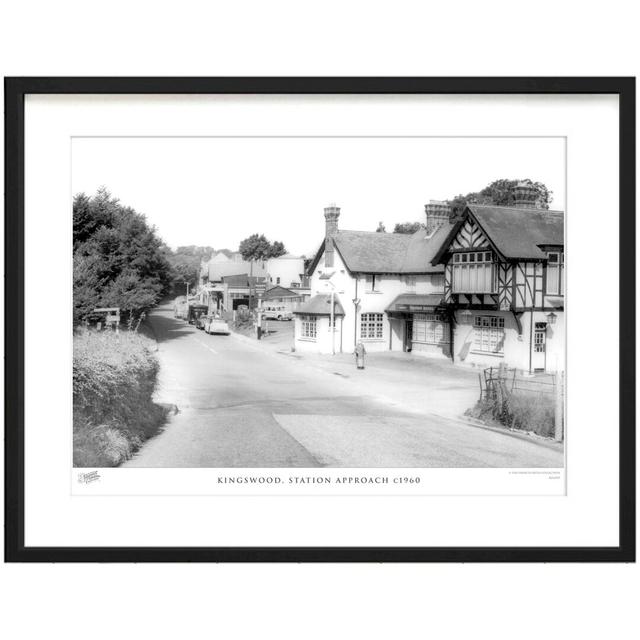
205 316 230 335
262 305 293 321
196 314 212 330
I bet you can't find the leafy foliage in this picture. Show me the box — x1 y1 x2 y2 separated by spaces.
165 245 215 293
393 221 425 234
448 178 552 215
73 329 165 466
375 221 387 233
238 233 287 261
389 178 553 232
73 188 172 323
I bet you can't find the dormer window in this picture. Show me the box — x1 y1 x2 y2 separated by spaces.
546 251 564 295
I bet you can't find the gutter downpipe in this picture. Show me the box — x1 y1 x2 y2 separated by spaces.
354 276 359 348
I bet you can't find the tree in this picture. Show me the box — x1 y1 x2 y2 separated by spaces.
238 234 287 261
73 189 172 323
375 221 386 233
448 178 552 215
269 240 287 258
165 245 215 293
393 221 425 234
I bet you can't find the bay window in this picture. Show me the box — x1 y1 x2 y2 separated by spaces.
451 251 496 293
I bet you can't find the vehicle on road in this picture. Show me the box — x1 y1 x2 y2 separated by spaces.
205 316 230 335
187 303 209 325
173 296 188 319
262 305 293 321
196 314 212 330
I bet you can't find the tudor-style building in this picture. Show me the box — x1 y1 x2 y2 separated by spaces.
431 183 564 373
293 203 453 356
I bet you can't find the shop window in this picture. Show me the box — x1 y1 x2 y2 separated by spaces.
413 313 449 344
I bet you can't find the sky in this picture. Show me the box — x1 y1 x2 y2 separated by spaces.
72 137 565 257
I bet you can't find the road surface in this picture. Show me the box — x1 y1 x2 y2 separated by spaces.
124 304 563 468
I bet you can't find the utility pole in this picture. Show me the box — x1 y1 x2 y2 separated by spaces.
330 288 335 355
249 260 254 311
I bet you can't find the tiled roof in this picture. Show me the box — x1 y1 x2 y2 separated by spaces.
332 223 452 274
467 205 564 260
262 285 299 300
221 274 266 287
292 294 345 316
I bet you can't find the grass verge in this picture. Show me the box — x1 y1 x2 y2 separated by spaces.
73 329 166 467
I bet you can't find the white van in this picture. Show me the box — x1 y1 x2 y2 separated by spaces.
262 305 292 321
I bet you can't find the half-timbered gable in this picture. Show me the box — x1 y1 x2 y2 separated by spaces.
432 203 564 372
449 217 491 251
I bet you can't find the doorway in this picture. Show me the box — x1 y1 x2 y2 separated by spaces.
532 322 547 372
403 320 413 352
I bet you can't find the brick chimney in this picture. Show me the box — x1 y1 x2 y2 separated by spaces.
424 200 451 234
514 181 538 208
324 204 340 268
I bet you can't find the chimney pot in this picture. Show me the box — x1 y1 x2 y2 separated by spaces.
514 181 539 208
324 204 340 267
424 200 451 234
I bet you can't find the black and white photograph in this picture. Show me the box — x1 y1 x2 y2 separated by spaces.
72 136 566 472
5 77 632 564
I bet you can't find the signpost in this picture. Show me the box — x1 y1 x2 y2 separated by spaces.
93 307 121 333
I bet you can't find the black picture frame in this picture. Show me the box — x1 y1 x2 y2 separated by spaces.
4 77 635 563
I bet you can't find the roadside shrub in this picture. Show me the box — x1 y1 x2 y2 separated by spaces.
466 390 556 438
73 329 165 467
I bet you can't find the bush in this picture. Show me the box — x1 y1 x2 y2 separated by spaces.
73 329 165 467
466 390 556 439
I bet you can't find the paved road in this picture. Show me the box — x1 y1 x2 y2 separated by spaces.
124 304 563 468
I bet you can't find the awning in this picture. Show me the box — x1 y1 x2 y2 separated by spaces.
292 294 345 316
385 293 446 315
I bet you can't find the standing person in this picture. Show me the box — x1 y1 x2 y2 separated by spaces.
354 341 366 369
